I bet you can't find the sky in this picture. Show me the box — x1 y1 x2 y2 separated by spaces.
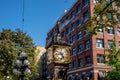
0 0 75 46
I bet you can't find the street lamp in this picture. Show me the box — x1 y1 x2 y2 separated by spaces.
13 52 31 80
6 76 10 80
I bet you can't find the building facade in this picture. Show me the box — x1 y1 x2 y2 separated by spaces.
35 46 47 80
46 0 120 80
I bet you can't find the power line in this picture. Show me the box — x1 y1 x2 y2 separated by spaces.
22 0 25 31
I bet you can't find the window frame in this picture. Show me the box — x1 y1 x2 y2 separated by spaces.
82 0 89 7
61 31 65 38
108 40 112 48
97 54 105 64
72 47 76 56
107 26 114 34
78 58 82 68
78 43 82 53
84 39 90 50
85 56 91 65
76 4 81 13
77 31 82 39
71 23 75 31
96 38 104 48
83 11 89 22
72 60 76 69
71 35 76 43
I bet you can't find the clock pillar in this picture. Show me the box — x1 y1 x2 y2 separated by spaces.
46 33 71 80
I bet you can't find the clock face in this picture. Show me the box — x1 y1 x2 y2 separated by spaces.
54 47 71 63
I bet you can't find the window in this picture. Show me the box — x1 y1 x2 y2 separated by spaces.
96 38 104 48
61 20 64 24
108 40 112 48
98 28 103 33
93 0 96 3
66 15 70 20
106 0 111 3
71 23 75 31
117 14 120 22
115 1 120 8
76 19 80 26
118 41 120 48
78 44 82 53
78 58 82 67
76 4 81 13
61 31 65 38
71 11 75 18
71 35 76 43
93 0 97 3
97 54 105 64
67 39 71 44
72 60 76 69
85 56 91 65
93 0 102 4
72 48 76 56
118 27 120 35
83 11 89 22
84 27 89 36
76 19 82 27
106 12 112 19
82 0 88 7
107 26 114 34
77 31 82 39
84 39 90 50
66 27 70 34
106 0 112 6
96 25 103 33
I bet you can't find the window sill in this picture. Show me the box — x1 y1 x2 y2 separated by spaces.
78 66 83 69
77 37 82 40
77 24 82 28
82 4 88 9
84 33 89 37
72 54 76 57
76 10 81 15
71 29 75 32
71 68 76 70
78 51 83 54
107 33 114 35
118 34 120 36
97 63 105 65
84 48 90 51
97 32 103 34
85 64 91 67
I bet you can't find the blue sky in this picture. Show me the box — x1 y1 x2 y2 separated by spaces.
0 0 74 46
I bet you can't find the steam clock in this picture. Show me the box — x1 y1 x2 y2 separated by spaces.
46 33 71 80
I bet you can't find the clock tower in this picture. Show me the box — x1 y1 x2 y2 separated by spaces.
46 32 71 80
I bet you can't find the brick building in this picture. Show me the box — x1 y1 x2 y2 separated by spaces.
46 0 120 80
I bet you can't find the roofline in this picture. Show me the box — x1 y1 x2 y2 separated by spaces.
47 0 79 34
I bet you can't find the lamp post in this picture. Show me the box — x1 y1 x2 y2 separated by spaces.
13 52 31 80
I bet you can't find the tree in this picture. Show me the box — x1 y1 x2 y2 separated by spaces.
0 29 37 80
86 0 120 34
104 40 120 80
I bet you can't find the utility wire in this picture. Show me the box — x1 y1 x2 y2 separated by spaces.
22 0 25 31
